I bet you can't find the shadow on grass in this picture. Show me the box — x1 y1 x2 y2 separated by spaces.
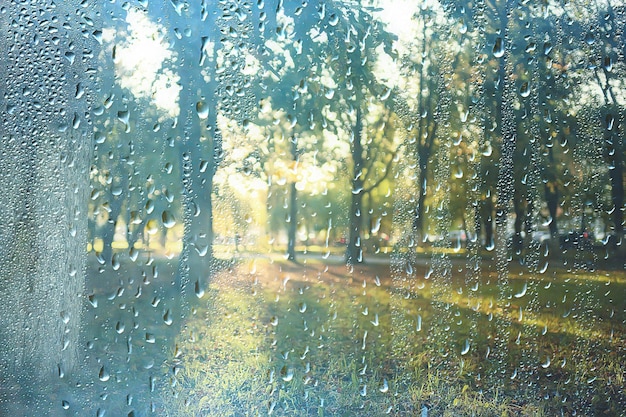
160 255 626 416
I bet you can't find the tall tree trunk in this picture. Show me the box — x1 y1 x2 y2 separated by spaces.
482 196 495 249
412 22 431 243
413 146 430 241
99 185 124 264
545 183 559 238
287 133 299 261
287 181 297 260
347 107 365 264
166 2 223 310
513 197 524 255
0 2 93 413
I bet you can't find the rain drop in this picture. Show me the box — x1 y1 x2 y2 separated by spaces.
163 309 172 325
379 378 388 393
520 81 530 98
493 37 504 58
461 339 470 355
195 280 205 298
196 101 209 119
162 211 176 228
98 366 110 382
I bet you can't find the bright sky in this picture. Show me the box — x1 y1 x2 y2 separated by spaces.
103 9 181 119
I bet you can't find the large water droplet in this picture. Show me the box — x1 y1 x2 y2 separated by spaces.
493 37 504 58
543 41 553 55
520 81 530 98
195 280 205 298
379 378 389 393
115 321 125 334
163 309 173 326
64 51 76 64
196 101 209 119
99 366 110 382
162 211 176 228
461 339 470 355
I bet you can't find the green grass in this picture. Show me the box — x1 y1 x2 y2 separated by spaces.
157 256 626 416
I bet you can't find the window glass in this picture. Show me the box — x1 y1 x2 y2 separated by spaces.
1 0 625 415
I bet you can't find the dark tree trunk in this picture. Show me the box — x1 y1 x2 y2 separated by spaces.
347 186 364 264
482 196 494 249
411 26 437 244
347 107 365 264
513 197 524 255
545 183 559 238
99 187 124 264
413 146 430 241
287 181 297 261
287 133 299 261
166 1 225 307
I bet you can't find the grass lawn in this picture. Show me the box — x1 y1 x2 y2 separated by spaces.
158 255 626 416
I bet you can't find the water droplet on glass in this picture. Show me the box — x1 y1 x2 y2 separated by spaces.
195 280 205 298
111 253 120 270
145 219 158 235
379 378 388 393
163 309 172 325
196 101 209 119
64 51 76 64
379 87 391 101
514 282 527 298
520 81 530 98
543 41 553 55
115 321 125 334
75 83 85 99
99 366 110 382
281 366 294 381
117 110 129 125
493 37 504 57
459 18 467 34
461 339 470 355
162 211 176 228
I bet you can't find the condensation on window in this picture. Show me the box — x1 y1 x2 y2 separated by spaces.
0 0 624 416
